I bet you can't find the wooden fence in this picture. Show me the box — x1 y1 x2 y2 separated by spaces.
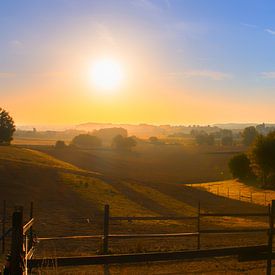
2 201 275 275
189 182 273 206
1 202 34 274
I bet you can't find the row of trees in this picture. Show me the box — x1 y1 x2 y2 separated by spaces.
229 131 275 188
191 129 233 146
56 134 137 151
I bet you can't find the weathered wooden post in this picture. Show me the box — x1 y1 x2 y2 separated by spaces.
29 202 34 249
10 207 23 275
2 200 6 254
267 200 275 275
197 201 201 250
103 205 110 254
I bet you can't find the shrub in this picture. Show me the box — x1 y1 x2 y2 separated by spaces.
112 135 137 151
71 134 102 148
55 140 66 149
228 153 254 180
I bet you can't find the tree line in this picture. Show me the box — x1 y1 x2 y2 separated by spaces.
229 128 275 188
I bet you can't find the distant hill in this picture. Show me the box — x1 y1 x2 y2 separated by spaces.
76 122 220 138
213 123 275 129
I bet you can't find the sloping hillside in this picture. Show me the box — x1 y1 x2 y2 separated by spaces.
0 146 269 261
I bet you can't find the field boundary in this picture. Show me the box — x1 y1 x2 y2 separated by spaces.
1 201 275 275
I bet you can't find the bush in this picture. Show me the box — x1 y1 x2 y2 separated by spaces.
71 134 102 148
221 136 233 146
112 135 137 151
195 134 215 146
228 153 254 180
55 140 66 149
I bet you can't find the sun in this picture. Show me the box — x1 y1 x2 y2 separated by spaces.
90 58 124 90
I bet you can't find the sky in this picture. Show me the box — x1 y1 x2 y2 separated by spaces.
1 0 275 126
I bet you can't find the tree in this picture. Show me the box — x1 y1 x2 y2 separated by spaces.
55 140 67 149
195 133 215 145
149 136 159 144
112 135 137 151
228 153 254 180
0 108 16 145
250 132 275 187
242 126 258 146
221 136 233 146
71 134 102 148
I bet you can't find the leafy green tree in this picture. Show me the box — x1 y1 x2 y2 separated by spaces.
250 132 275 186
242 126 258 146
0 108 16 145
228 153 254 180
71 134 102 148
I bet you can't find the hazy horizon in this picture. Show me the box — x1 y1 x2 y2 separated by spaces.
15 121 275 132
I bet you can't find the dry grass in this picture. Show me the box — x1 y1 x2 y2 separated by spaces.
188 180 275 206
12 138 57 146
40 143 238 184
0 145 272 274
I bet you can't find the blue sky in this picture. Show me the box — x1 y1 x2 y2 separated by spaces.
1 0 275 124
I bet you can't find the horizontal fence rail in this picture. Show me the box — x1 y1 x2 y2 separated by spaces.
110 216 198 221
200 212 268 217
29 245 268 268
38 235 103 241
4 200 275 275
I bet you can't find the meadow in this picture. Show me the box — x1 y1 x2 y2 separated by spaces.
1 141 272 273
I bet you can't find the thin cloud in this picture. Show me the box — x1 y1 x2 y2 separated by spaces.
0 72 16 78
169 70 232 80
265 29 275 35
261 71 275 79
241 23 258 29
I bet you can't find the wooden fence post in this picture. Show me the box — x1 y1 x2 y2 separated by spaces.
267 200 275 275
10 207 23 275
2 200 6 254
197 201 201 250
29 202 34 249
103 205 110 254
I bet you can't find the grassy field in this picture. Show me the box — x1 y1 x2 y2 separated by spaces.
39 143 244 184
188 179 275 206
0 145 271 274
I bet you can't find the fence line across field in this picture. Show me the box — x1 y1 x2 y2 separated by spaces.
188 183 271 206
1 200 275 275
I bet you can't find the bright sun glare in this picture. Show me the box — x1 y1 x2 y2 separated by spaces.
91 58 124 91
